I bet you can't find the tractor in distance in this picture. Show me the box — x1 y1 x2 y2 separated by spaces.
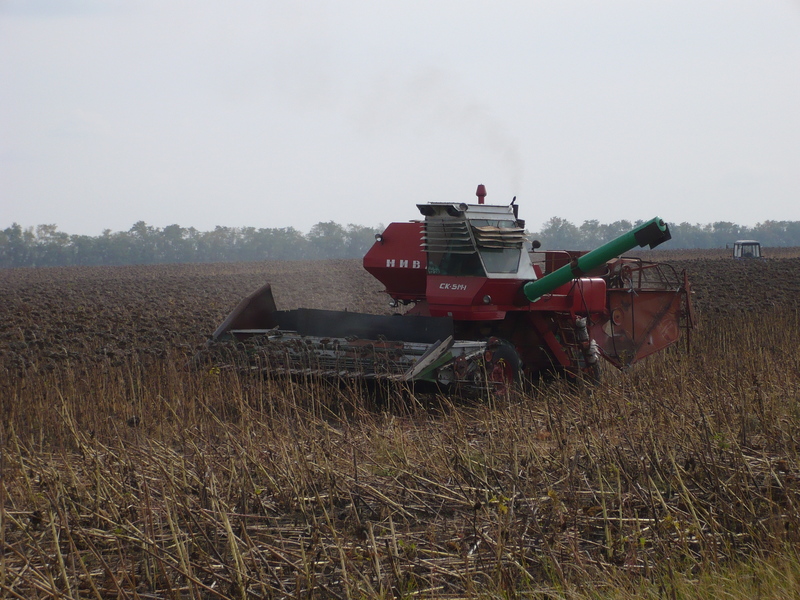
733 240 762 259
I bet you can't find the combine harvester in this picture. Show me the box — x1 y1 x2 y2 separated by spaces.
208 185 694 394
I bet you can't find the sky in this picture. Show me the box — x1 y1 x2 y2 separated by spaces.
2 0 800 237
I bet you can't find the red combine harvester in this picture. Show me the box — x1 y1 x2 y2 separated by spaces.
209 186 693 393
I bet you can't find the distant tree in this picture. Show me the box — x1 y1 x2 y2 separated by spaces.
783 222 800 246
128 221 157 263
273 227 310 260
535 217 582 249
345 224 382 257
710 221 746 248
308 221 348 259
578 220 601 248
195 226 239 262
158 224 190 263
97 229 132 265
34 224 71 266
69 234 101 265
755 221 783 246
601 220 634 242
0 224 35 267
670 223 708 248
5 215 800 269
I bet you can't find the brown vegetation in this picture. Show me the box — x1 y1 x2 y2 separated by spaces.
2 251 800 598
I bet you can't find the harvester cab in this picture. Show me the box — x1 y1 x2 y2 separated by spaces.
207 185 694 394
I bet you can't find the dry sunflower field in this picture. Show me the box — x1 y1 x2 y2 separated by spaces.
2 249 800 599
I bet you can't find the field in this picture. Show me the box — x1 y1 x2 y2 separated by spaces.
2 250 800 599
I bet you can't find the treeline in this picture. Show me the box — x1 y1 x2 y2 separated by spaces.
0 221 382 268
2 217 800 268
532 217 800 252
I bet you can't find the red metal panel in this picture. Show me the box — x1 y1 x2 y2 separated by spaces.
590 289 683 367
426 276 526 307
527 278 607 315
568 278 607 314
426 276 507 319
544 250 586 274
426 275 486 306
362 222 427 301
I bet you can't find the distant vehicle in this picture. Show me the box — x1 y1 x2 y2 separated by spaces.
733 240 762 259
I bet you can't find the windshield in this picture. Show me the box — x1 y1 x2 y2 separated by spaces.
427 251 486 276
735 243 760 258
479 247 521 273
423 216 523 276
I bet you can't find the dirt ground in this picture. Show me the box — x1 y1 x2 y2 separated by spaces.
2 249 799 375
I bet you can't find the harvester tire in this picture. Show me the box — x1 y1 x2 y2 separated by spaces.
485 340 522 394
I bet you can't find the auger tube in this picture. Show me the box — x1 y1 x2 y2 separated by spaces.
523 216 671 302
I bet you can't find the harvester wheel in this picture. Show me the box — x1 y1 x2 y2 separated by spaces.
484 340 521 395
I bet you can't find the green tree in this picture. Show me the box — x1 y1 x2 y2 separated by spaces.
69 234 101 265
268 227 308 260
578 219 601 248
345 224 381 257
35 224 71 266
0 223 34 267
536 217 582 249
308 221 348 259
158 224 191 263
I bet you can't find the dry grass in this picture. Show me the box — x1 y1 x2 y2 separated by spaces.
2 303 800 599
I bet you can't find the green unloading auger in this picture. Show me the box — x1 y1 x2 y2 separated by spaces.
523 216 672 302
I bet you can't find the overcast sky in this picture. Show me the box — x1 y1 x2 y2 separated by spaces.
2 1 799 237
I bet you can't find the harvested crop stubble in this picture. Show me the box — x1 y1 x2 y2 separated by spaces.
1 251 800 599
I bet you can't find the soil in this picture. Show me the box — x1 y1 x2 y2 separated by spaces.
2 250 799 375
